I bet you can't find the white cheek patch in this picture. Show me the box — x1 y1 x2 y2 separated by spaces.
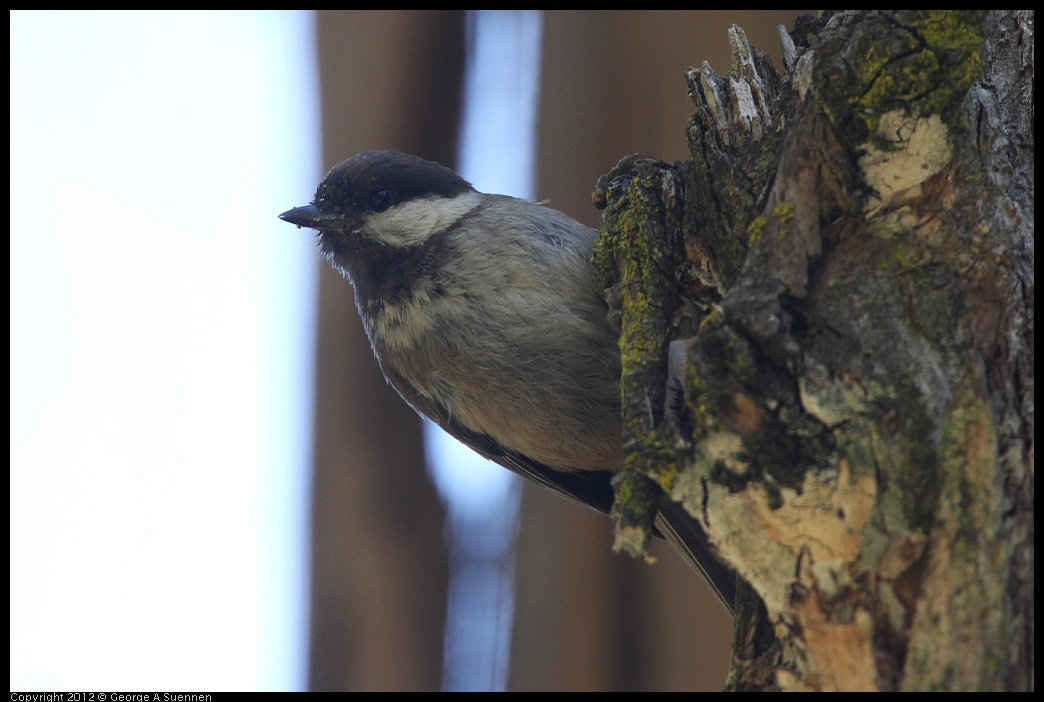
364 191 482 248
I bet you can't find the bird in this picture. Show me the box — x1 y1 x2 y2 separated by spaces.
280 149 735 611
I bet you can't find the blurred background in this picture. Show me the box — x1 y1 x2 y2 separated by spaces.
10 10 811 692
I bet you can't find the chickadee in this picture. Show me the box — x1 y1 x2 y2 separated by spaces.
280 150 735 611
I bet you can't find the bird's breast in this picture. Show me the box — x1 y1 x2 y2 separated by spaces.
367 283 623 473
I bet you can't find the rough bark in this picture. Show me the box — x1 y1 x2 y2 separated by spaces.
594 11 1032 691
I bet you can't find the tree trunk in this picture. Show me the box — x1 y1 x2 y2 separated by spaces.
595 10 1032 691
308 11 464 690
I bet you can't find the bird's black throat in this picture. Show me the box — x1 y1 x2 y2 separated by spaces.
323 226 456 319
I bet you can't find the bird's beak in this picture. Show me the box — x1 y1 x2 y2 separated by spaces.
279 205 337 231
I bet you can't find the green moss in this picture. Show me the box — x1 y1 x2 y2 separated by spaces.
609 194 663 405
772 202 796 240
595 165 688 546
746 215 767 246
622 428 684 493
816 11 985 143
596 177 677 428
609 468 663 556
906 11 985 112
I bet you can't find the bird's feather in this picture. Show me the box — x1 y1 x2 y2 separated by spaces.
388 367 737 612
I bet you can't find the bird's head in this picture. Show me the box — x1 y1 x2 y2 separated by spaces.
279 150 481 275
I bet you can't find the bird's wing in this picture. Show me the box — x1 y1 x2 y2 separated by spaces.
387 368 618 515
388 368 736 612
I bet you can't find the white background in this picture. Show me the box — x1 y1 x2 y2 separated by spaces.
11 10 318 690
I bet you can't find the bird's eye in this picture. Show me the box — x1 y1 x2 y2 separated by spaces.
368 189 392 212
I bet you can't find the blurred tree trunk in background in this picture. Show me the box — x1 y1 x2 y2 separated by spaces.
308 10 464 691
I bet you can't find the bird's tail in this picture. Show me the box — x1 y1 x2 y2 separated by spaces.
655 499 737 613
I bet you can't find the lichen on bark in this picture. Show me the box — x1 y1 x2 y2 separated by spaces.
593 10 1031 691
592 156 686 558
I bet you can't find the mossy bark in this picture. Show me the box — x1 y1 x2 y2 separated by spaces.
594 11 1033 691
